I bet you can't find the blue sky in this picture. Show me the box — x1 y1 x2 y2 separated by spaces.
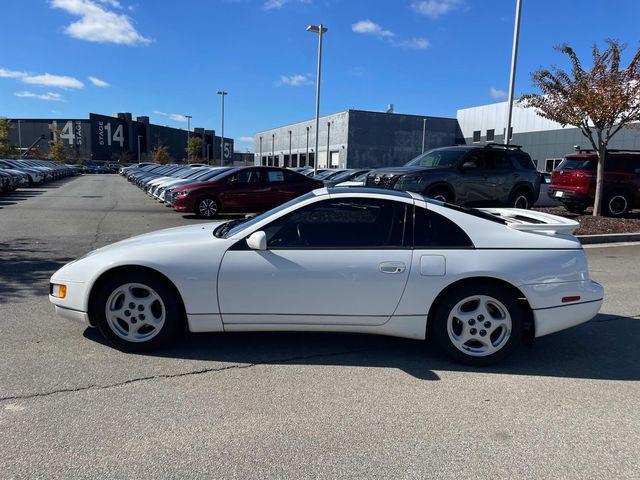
1 0 639 151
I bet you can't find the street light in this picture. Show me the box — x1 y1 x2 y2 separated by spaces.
504 0 522 145
217 91 227 165
137 135 142 163
306 23 327 175
185 115 192 163
305 126 310 167
259 136 263 165
288 130 292 168
271 133 275 166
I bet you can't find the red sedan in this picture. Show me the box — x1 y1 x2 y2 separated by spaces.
171 166 324 218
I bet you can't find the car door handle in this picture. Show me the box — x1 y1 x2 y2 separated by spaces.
379 261 406 274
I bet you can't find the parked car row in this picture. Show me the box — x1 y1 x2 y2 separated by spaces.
0 158 80 193
122 163 324 218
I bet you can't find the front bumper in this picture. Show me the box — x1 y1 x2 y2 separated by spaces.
53 304 94 327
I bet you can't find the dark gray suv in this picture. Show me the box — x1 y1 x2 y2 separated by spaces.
365 144 542 209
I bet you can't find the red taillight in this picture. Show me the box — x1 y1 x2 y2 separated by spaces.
562 296 581 303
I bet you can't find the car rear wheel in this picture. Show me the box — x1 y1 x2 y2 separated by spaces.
509 189 532 209
91 272 183 352
603 191 631 217
196 197 219 218
431 284 523 366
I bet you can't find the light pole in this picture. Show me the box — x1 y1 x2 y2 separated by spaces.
271 133 275 166
206 144 211 164
421 118 427 153
17 120 23 157
288 130 292 168
504 0 522 145
305 126 310 167
185 115 192 163
217 90 227 165
326 122 331 168
307 23 327 175
137 135 142 163
259 136 263 165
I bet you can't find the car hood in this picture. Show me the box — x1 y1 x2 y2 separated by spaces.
51 222 228 284
173 179 219 191
370 166 450 175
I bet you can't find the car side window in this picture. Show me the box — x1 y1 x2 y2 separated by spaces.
229 169 263 185
463 152 484 170
263 198 408 248
484 151 510 170
267 170 285 183
413 206 473 249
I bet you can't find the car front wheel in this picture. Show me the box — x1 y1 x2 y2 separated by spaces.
91 272 183 352
196 197 219 218
431 284 523 365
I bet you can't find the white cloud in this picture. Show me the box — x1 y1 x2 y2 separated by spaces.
411 0 463 19
88 75 110 87
22 73 84 89
15 91 64 101
0 68 27 78
278 74 313 87
399 37 430 49
153 110 168 116
50 0 151 46
490 87 507 99
263 0 310 10
238 136 254 143
169 113 188 122
352 20 394 38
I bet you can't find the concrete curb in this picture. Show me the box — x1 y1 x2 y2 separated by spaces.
577 232 640 245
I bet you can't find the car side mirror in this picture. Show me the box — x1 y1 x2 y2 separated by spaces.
246 231 267 251
461 161 477 170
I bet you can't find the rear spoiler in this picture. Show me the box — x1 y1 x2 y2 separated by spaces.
477 208 580 235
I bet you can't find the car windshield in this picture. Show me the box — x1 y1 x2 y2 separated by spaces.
314 169 343 180
214 191 317 239
558 158 596 171
406 149 467 168
327 170 356 182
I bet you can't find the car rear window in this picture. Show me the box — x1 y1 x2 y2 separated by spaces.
557 157 596 171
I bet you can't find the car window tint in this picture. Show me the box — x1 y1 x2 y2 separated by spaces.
267 170 285 183
413 207 473 248
264 198 408 248
512 152 536 170
464 152 484 169
484 151 510 169
230 169 262 185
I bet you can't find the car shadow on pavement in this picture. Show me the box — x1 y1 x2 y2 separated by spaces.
0 239 75 302
0 177 79 209
84 312 640 381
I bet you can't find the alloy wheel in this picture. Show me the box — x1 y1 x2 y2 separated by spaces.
607 194 628 216
105 283 166 342
198 198 218 217
513 194 530 209
446 295 512 357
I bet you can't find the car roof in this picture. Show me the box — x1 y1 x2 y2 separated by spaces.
325 186 414 200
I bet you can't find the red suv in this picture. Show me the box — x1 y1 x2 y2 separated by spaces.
171 166 324 218
548 150 640 217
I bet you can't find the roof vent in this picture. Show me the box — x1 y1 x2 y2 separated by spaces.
386 103 394 113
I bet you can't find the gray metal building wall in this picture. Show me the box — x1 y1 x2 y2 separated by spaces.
254 111 349 168
346 110 461 169
8 119 91 160
253 109 461 169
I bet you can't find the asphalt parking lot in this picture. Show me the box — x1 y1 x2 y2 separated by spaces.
1 174 639 479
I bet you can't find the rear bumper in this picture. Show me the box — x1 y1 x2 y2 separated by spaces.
528 280 604 337
547 186 591 203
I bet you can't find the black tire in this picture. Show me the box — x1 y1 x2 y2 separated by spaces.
425 187 452 203
509 188 533 209
564 203 587 215
90 271 184 352
196 196 220 218
603 191 631 217
430 283 523 366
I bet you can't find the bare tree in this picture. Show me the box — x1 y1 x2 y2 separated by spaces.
151 144 171 164
522 40 640 216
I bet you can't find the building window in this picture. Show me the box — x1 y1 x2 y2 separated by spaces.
472 130 481 143
486 129 495 142
545 158 563 172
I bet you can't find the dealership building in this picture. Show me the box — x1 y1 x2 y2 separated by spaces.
254 102 640 172
7 113 234 164
252 109 462 169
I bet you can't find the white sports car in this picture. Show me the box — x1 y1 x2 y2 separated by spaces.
49 188 603 365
